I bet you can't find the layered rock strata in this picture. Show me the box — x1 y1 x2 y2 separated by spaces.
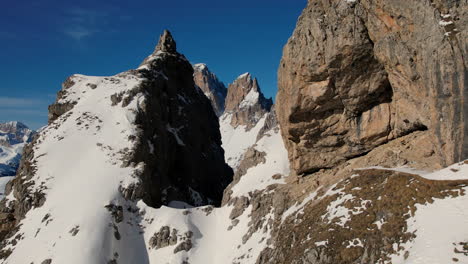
277 0 468 175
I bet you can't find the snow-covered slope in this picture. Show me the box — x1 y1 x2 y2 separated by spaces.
375 161 468 264
220 113 267 169
219 72 273 170
229 128 289 198
0 122 34 176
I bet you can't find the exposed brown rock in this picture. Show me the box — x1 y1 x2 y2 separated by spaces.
233 147 267 183
173 232 193 254
224 73 273 129
257 169 468 264
256 107 280 142
193 63 227 116
277 0 468 176
48 76 78 124
149 226 178 249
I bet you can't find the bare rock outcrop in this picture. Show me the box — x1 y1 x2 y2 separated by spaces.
193 63 227 116
224 73 273 129
277 0 468 176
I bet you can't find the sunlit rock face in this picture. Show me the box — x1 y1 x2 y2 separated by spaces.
277 0 468 176
193 63 227 117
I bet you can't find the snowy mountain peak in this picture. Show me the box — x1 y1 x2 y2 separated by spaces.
220 72 279 171
223 72 272 130
237 72 251 80
0 121 30 134
138 30 186 70
193 63 208 72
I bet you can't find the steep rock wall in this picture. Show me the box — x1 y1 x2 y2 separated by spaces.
277 0 467 175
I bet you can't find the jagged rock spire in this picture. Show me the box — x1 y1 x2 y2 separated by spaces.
223 72 273 129
193 63 227 117
155 30 177 53
225 72 272 113
139 30 179 68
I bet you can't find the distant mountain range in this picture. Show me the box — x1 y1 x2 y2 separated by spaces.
0 121 35 177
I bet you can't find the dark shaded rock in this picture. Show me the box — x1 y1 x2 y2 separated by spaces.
105 204 123 223
0 133 46 249
69 226 79 236
155 30 177 53
121 30 233 207
149 226 178 249
173 239 192 254
41 259 52 264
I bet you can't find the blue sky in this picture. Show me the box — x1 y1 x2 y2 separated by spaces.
0 0 306 130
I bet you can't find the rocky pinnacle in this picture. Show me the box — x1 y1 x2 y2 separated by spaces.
155 30 177 53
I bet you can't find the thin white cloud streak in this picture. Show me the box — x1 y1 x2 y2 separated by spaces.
0 109 48 117
64 26 96 40
0 97 46 108
63 7 108 40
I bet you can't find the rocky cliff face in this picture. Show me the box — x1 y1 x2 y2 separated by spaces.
193 63 227 117
252 1 468 263
0 30 232 263
0 122 35 177
277 0 468 176
224 73 273 129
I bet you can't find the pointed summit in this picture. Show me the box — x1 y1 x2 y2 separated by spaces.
139 30 179 68
155 29 177 53
225 73 269 113
193 63 227 116
237 72 251 80
223 73 273 129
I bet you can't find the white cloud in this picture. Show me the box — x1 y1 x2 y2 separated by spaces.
64 26 96 40
63 7 108 40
